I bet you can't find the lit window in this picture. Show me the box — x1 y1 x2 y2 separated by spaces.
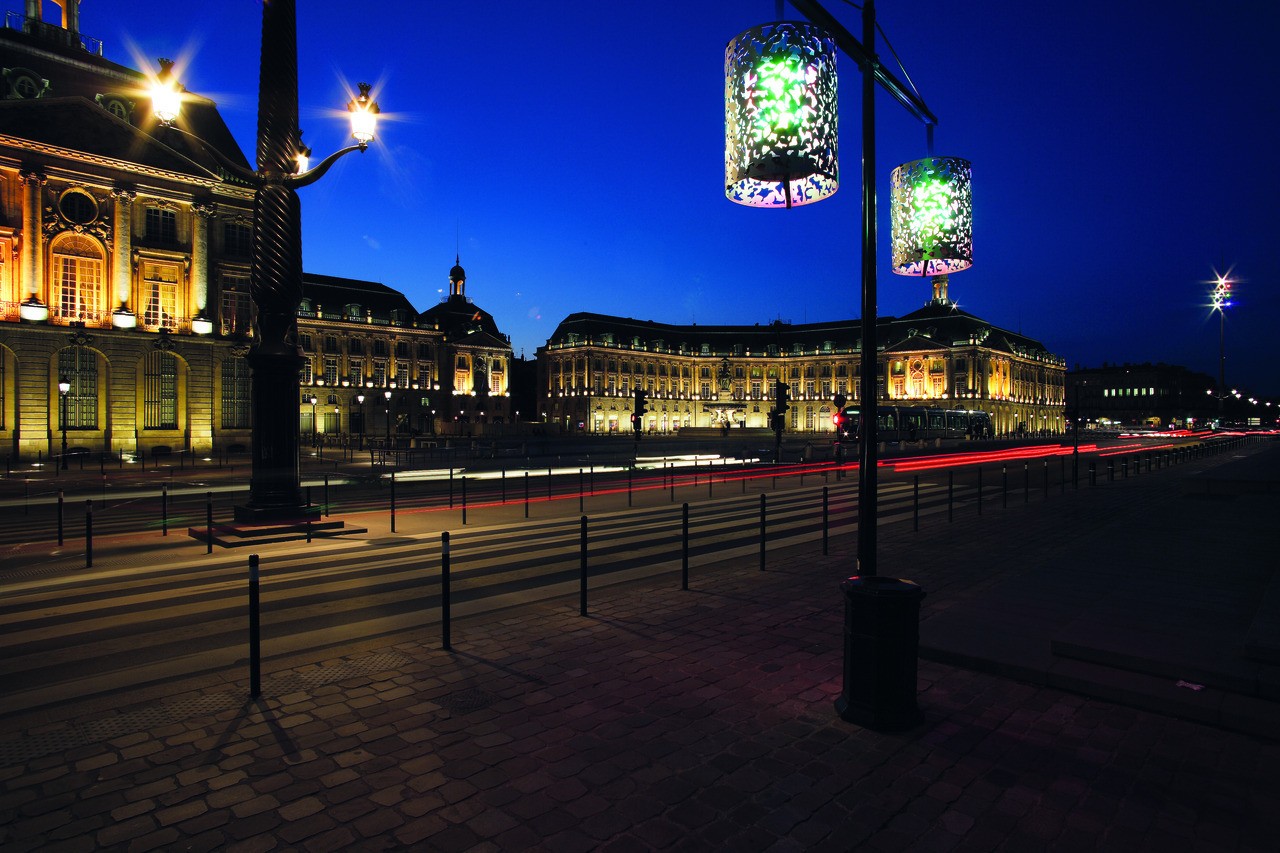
53 235 104 323
142 262 180 330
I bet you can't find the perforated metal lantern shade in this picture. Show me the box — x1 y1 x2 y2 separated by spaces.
725 22 838 208
890 156 973 276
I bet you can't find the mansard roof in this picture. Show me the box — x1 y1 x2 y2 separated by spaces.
300 273 419 325
1 22 252 180
544 301 1062 364
0 97 216 178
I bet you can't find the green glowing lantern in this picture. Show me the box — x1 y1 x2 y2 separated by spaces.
890 156 973 276
725 22 838 208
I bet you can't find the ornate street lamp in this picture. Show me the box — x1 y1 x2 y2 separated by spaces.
733 0 967 731
58 378 70 470
725 21 838 208
890 156 973 278
150 0 379 523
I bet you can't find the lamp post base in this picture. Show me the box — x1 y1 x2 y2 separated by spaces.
835 575 926 731
233 502 321 525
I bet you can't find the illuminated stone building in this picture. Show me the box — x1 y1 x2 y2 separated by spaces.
296 262 513 443
538 293 1065 436
0 4 255 461
0 7 512 462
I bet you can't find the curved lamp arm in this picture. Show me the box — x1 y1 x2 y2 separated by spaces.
286 144 369 189
157 123 262 185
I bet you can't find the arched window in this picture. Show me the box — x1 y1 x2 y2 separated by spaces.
52 235 104 323
221 357 251 429
58 347 98 429
143 351 178 429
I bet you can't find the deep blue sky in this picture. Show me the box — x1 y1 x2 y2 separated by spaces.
82 1 1279 394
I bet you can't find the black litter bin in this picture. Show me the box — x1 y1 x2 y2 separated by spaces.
835 575 926 731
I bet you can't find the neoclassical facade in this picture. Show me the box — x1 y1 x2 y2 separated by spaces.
538 293 1066 436
1 5 256 461
0 7 513 462
295 262 513 443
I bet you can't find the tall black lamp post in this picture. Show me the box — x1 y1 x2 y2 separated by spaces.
727 0 972 730
57 378 70 470
152 0 379 523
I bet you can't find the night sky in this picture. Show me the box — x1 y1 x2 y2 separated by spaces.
87 1 1278 395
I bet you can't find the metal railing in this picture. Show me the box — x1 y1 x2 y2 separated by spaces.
3 11 103 55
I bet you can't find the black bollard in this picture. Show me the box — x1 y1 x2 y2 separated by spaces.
57 489 64 546
822 486 829 556
161 483 168 536
390 471 397 533
525 472 530 519
85 500 93 568
759 493 767 572
913 475 919 531
948 471 954 523
206 492 213 554
248 554 261 698
462 476 468 525
441 531 452 650
681 503 689 591
579 516 588 616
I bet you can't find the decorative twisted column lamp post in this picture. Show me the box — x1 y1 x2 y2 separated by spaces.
152 0 379 523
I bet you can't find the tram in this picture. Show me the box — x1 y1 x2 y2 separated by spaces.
833 405 993 443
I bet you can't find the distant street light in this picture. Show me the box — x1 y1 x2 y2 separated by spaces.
384 389 393 447
58 378 70 470
1209 271 1232 415
309 395 318 452
355 393 366 451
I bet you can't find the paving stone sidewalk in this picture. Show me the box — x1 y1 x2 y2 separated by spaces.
2 441 1279 851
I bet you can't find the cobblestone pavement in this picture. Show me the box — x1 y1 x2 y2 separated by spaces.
1 441 1278 851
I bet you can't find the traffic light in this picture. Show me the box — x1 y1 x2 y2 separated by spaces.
774 381 790 415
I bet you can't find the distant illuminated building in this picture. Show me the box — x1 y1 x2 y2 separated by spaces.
538 287 1065 436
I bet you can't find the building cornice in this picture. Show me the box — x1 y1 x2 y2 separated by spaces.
0 134 252 200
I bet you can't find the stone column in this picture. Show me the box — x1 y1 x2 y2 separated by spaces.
191 203 212 320
19 170 44 300
111 187 134 310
